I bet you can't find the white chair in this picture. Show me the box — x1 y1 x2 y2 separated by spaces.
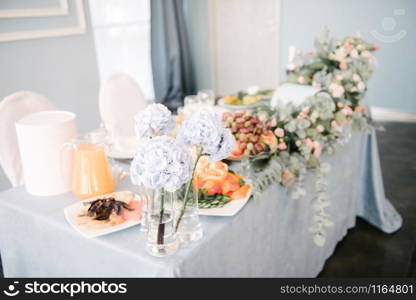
0 91 56 187
99 73 148 138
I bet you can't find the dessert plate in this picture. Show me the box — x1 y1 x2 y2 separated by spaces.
64 191 142 238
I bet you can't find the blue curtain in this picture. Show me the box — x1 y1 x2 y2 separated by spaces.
151 0 195 110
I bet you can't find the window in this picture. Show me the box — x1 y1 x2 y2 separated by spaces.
88 0 154 100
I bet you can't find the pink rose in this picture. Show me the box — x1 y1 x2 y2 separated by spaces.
344 44 353 53
298 76 305 84
313 144 322 158
339 60 347 70
330 83 345 98
274 128 285 138
305 138 314 149
342 106 353 115
345 38 354 45
278 142 287 151
295 140 302 147
258 113 268 122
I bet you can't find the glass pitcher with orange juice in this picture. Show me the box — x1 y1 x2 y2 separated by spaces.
64 137 115 199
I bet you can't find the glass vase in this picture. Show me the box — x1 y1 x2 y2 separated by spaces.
138 184 152 233
174 185 203 246
146 188 178 257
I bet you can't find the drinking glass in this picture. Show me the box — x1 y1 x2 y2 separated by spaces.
197 89 215 106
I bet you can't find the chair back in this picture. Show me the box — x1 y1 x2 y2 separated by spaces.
99 73 148 138
0 91 56 186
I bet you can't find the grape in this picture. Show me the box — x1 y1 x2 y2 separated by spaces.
250 135 259 143
239 134 248 142
241 128 249 134
225 111 274 158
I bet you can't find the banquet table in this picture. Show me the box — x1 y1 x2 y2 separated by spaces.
0 130 402 277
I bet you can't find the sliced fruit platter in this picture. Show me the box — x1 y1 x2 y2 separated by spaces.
193 157 252 216
64 191 142 238
218 88 274 110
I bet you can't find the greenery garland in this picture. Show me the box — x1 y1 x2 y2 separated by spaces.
227 28 379 246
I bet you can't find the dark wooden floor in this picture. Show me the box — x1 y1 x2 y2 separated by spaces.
320 121 416 277
1 121 415 277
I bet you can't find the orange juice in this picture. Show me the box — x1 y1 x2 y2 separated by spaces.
71 143 115 199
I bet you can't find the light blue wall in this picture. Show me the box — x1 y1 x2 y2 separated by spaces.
0 1 100 190
0 1 100 131
280 0 416 113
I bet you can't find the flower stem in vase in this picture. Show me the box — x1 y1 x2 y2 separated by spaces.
157 189 165 245
175 149 202 233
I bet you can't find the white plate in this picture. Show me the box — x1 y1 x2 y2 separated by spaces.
108 148 135 160
217 99 264 111
198 183 252 217
64 191 142 238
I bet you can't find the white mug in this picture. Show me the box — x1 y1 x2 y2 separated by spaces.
16 110 77 196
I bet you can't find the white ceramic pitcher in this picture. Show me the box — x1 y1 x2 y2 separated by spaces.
15 111 77 196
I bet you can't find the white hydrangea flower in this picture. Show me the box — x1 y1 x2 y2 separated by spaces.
134 103 175 138
130 136 192 192
177 109 223 150
205 128 235 162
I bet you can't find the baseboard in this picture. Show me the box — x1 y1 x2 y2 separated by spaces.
371 107 416 123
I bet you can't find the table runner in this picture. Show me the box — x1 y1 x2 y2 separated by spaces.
0 131 402 277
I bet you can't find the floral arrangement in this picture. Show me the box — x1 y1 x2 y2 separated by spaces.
286 28 379 107
215 29 377 246
134 103 175 138
130 136 193 193
175 109 235 230
193 157 251 208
